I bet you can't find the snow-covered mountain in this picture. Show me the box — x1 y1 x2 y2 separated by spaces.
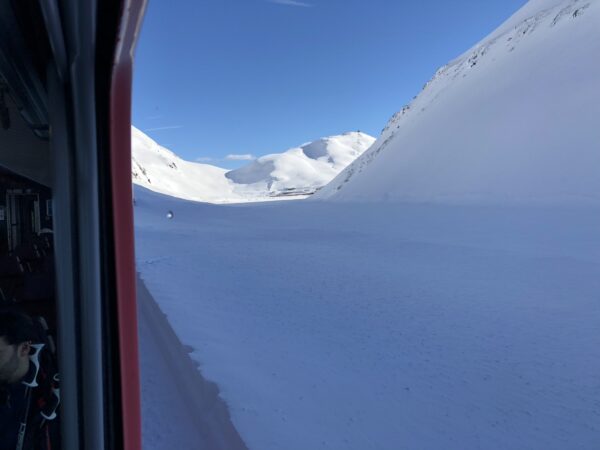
226 132 375 197
132 127 374 203
316 0 600 205
132 127 242 203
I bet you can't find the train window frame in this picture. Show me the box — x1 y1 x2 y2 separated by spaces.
2 0 145 448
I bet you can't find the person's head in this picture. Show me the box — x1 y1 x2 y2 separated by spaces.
0 310 35 384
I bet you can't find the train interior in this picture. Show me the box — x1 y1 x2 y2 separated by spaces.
0 78 56 343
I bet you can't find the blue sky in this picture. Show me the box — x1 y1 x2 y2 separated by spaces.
132 0 527 169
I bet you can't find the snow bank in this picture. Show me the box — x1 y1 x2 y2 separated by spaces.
138 275 247 450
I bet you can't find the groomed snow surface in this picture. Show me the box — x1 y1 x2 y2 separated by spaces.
136 186 600 450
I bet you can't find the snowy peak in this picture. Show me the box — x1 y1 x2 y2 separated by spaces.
225 131 375 197
300 132 375 169
316 0 600 204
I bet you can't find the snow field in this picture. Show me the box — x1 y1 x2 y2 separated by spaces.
135 187 600 450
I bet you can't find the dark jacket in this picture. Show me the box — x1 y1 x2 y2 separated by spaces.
0 346 60 450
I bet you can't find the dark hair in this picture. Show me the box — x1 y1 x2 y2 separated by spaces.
0 309 37 345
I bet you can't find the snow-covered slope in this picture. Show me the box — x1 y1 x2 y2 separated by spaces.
226 132 375 197
132 127 374 202
132 126 243 203
316 0 600 204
